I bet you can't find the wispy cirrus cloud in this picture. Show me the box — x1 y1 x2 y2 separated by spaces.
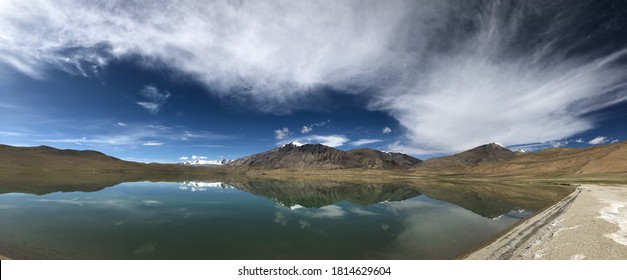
136 85 170 115
349 139 383 146
2 1 626 154
39 123 230 147
142 141 163 146
0 130 25 137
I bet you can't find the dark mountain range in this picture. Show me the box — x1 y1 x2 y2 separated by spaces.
419 143 516 168
1 141 626 177
228 143 422 169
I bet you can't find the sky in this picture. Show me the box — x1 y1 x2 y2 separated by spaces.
1 0 626 163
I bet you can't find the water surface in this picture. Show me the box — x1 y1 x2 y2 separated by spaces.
0 180 537 259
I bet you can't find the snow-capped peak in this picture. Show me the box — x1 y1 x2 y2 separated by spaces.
178 155 232 165
283 141 303 147
276 141 304 150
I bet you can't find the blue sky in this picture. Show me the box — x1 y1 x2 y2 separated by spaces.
1 1 626 162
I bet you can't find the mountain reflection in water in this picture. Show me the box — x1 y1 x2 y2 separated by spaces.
0 177 571 259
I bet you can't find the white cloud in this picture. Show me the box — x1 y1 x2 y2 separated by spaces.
575 138 584 143
136 102 159 114
551 141 567 148
2 1 626 153
300 120 330 134
136 85 170 115
588 136 608 145
301 125 312 134
0 0 409 112
116 122 128 127
350 139 383 146
386 141 434 155
611 139 619 144
142 141 163 146
382 127 392 134
280 134 349 148
179 156 189 160
274 127 290 140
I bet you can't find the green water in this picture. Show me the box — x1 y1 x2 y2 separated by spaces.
0 180 533 259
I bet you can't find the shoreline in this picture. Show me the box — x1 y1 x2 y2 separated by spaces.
465 184 627 259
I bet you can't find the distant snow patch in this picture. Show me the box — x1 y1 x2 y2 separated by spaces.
179 155 231 165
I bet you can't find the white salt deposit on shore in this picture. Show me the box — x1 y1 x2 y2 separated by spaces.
598 199 627 246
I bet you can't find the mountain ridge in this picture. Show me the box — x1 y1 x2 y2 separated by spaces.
1 141 626 177
228 143 422 169
419 143 517 168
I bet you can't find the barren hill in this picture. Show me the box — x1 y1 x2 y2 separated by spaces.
228 143 422 169
467 141 627 176
420 143 516 168
0 144 132 170
0 144 225 175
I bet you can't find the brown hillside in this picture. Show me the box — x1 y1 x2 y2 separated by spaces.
467 141 627 176
0 144 132 170
420 143 516 168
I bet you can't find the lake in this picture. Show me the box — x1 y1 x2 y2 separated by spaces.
0 178 567 259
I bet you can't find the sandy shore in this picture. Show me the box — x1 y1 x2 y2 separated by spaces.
466 184 627 259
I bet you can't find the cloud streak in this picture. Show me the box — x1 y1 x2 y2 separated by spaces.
2 1 626 154
39 124 230 147
350 139 383 146
137 85 170 115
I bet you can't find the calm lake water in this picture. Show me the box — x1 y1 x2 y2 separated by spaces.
0 180 535 259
